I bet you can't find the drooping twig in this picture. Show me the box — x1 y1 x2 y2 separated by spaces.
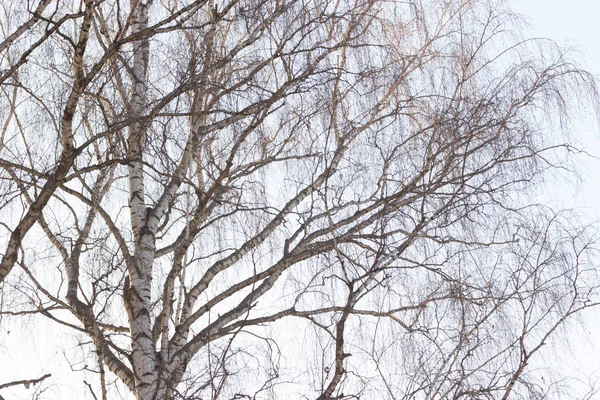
0 373 51 390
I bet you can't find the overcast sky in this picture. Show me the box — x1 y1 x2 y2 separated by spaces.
512 0 600 215
511 0 600 392
2 1 600 398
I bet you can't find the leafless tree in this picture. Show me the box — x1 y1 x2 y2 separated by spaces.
0 0 598 399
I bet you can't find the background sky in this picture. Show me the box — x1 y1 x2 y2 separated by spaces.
512 0 600 216
510 0 600 394
3 1 600 398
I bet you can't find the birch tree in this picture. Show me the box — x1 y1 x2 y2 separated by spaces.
0 0 598 399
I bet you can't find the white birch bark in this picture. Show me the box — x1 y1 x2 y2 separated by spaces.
125 1 161 399
0 0 53 53
0 0 93 284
